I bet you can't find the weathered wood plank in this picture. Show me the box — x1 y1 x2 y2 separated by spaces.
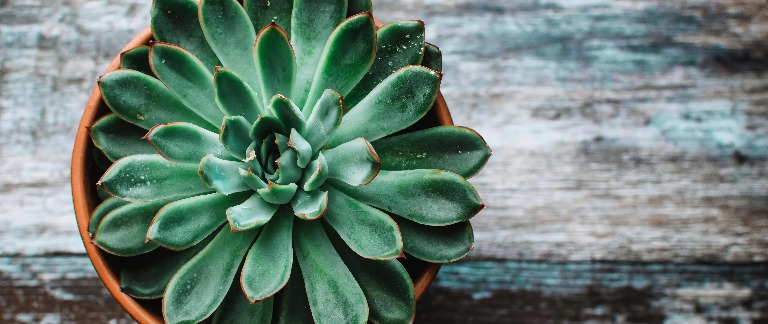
2 0 768 262
2 256 765 323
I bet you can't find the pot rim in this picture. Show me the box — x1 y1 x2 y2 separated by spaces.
72 25 451 324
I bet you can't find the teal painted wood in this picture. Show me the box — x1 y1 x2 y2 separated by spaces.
3 0 768 321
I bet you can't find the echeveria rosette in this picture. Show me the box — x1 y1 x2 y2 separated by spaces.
88 0 490 323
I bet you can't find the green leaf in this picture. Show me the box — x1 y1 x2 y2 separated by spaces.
323 187 403 259
302 13 376 115
241 168 268 191
329 227 415 324
220 116 253 160
199 154 250 195
241 207 294 301
328 66 441 146
255 23 296 106
88 197 129 236
212 281 274 324
151 0 221 70
346 0 371 17
120 46 153 76
99 69 217 131
372 126 491 178
300 153 329 191
331 169 483 226
302 90 342 153
268 95 306 134
394 215 474 263
257 182 298 204
421 42 442 72
227 193 280 231
200 0 261 90
294 220 368 324
121 233 215 299
250 114 286 142
150 43 224 127
145 122 230 163
289 129 313 168
94 199 174 257
99 154 212 202
322 137 380 186
214 67 263 122
273 266 314 324
345 20 425 108
274 149 303 185
244 0 293 34
90 114 156 161
163 226 259 324
148 192 250 250
290 189 328 220
92 149 113 172
291 0 347 107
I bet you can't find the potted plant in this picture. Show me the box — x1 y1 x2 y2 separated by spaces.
72 0 490 322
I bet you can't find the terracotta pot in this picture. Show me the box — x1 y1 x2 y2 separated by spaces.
72 26 450 323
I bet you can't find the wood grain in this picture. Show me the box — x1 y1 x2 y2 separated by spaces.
2 0 768 322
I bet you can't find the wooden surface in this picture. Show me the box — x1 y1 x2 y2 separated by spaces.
2 0 768 322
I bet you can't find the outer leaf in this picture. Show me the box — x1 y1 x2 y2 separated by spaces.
291 0 347 107
330 169 483 226
214 67 263 122
300 153 329 191
257 182 298 204
93 199 173 256
88 197 129 235
421 42 442 72
200 0 261 90
241 207 294 302
99 154 212 202
273 266 313 324
294 220 368 324
199 155 250 195
394 215 474 263
302 13 376 115
328 66 440 146
212 282 273 324
227 193 279 231
99 69 216 131
322 137 380 186
92 149 113 172
371 126 491 178
244 0 293 34
323 187 403 260
163 226 259 324
151 0 221 69
90 114 156 161
290 189 328 220
302 90 342 153
120 233 215 299
268 95 306 133
150 43 224 126
148 192 250 250
145 122 229 163
220 116 253 160
329 226 415 324
120 46 153 76
255 23 295 105
345 20 425 107
346 0 371 17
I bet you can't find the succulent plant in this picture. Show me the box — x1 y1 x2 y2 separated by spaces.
87 0 490 323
